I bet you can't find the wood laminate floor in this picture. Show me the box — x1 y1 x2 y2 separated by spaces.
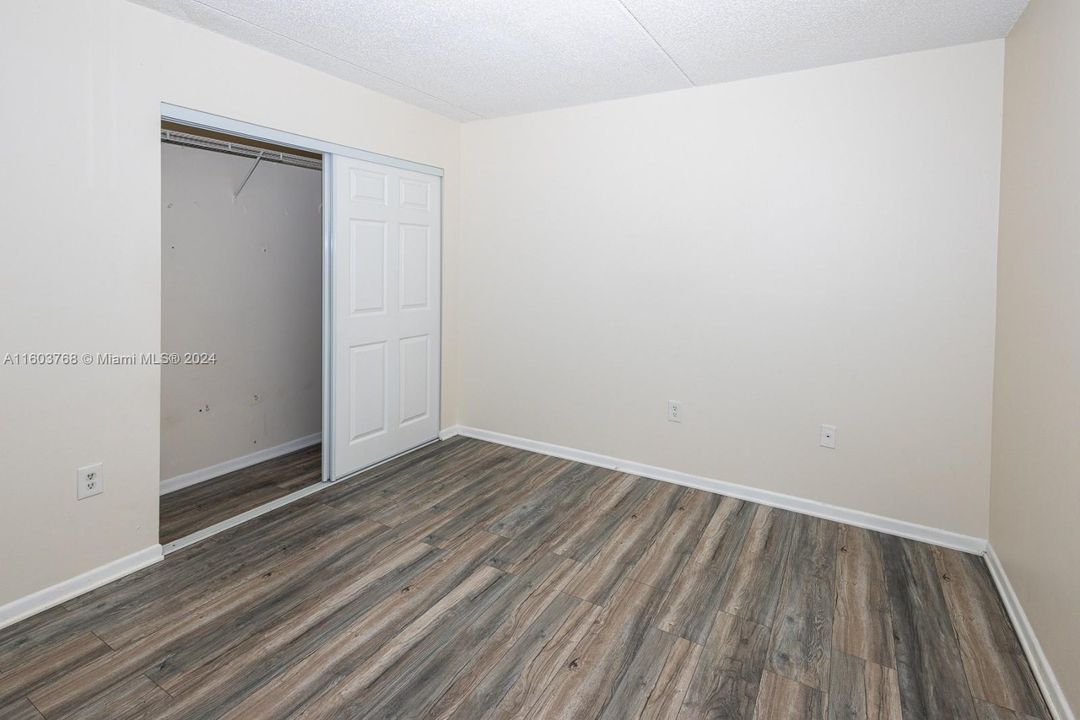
159 444 322 544
3 437 1048 719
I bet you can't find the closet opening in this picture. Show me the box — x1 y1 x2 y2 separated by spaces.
158 120 326 551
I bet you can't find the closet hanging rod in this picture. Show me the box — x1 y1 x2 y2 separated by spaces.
161 129 322 171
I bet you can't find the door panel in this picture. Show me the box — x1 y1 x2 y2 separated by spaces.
400 334 431 425
399 224 431 309
349 219 387 314
348 341 387 441
333 156 440 479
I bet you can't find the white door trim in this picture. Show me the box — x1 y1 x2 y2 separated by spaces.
160 103 444 177
323 155 335 483
162 482 331 555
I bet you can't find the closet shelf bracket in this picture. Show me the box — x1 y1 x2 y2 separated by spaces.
234 152 264 200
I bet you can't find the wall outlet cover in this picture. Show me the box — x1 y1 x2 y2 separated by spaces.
820 424 838 449
667 400 682 423
77 463 104 499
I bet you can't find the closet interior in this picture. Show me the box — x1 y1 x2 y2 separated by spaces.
158 121 325 548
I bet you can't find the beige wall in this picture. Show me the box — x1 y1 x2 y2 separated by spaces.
459 41 1005 539
993 0 1080 709
0 0 460 606
161 144 322 481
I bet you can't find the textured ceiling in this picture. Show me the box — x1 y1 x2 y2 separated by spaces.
132 0 1027 121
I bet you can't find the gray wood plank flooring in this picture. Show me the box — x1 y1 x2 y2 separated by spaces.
1 437 1049 719
158 443 322 544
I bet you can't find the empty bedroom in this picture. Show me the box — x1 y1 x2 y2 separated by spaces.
0 1 1076 718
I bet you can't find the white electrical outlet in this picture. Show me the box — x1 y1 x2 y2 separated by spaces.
77 463 104 499
667 400 682 423
820 425 837 449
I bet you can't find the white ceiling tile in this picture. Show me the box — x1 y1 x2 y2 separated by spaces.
620 0 1027 85
129 0 1027 120
135 0 691 118
133 0 483 120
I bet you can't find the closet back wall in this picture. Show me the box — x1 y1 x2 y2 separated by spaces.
459 40 1004 539
161 144 322 485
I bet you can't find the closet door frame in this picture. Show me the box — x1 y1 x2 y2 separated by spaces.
159 103 443 494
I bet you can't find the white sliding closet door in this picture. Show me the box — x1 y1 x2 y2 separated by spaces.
331 156 441 479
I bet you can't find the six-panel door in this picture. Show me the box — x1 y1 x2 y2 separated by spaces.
332 157 441 479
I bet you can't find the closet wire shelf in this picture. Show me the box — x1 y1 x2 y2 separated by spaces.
161 129 323 171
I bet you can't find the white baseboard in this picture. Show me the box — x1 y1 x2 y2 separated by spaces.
161 432 322 495
0 545 163 631
446 425 1074 715
440 425 987 554
985 544 1075 720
